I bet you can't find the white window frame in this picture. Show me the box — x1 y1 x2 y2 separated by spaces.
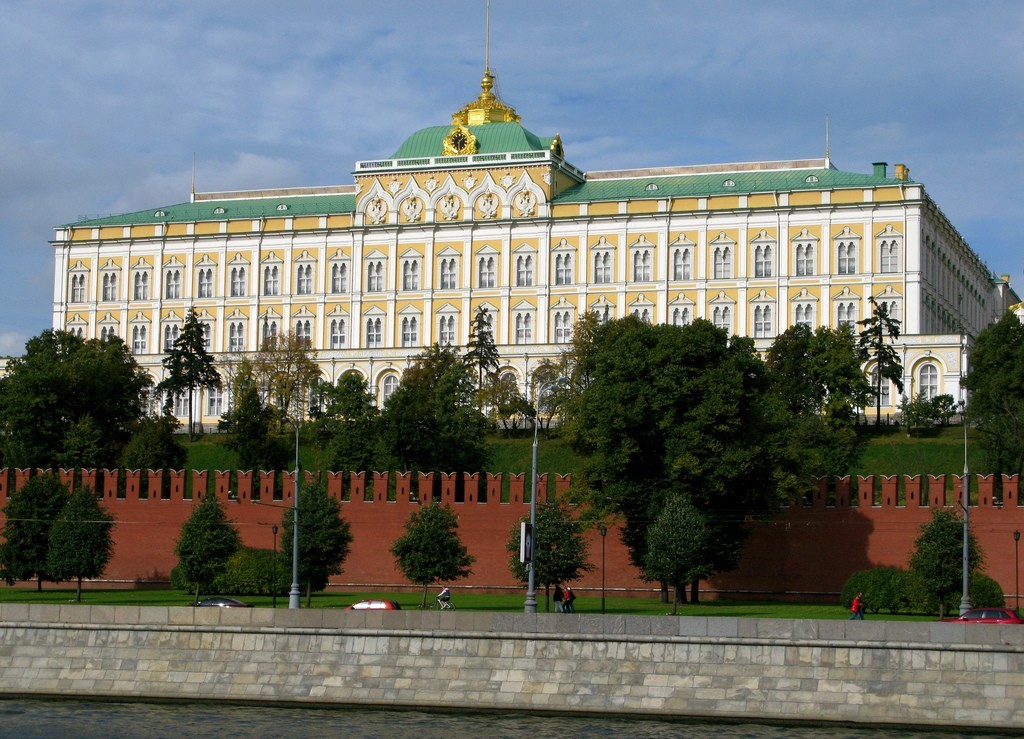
477 255 496 288
329 318 347 349
229 266 247 297
515 254 534 287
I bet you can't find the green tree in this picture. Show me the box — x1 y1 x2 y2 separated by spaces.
464 306 500 396
377 344 491 473
174 493 241 603
219 360 289 471
858 296 904 426
481 372 532 436
390 502 474 607
0 474 68 589
251 329 322 426
564 317 794 601
278 480 353 606
0 330 152 469
310 372 380 471
119 413 187 470
506 501 593 611
46 487 115 601
908 509 983 618
766 324 871 477
962 313 1024 477
643 497 714 615
157 309 221 440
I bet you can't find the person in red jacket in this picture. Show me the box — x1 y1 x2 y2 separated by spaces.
849 593 865 620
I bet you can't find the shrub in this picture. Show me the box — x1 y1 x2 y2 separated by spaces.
172 546 287 596
969 573 1005 608
907 571 1005 614
840 567 913 614
212 547 289 596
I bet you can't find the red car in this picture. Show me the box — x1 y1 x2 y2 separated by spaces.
345 599 402 611
943 608 1024 624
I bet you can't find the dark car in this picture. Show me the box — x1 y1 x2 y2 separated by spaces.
942 608 1024 624
193 597 252 608
345 599 402 611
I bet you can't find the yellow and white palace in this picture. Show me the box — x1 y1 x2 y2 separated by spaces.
52 69 1018 426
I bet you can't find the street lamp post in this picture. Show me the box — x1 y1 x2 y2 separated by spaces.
599 526 607 615
958 398 971 616
524 378 560 614
288 420 301 609
271 524 278 609
1015 530 1021 611
525 409 540 614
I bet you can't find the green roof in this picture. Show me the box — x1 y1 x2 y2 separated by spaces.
554 167 915 203
64 194 356 228
391 122 555 159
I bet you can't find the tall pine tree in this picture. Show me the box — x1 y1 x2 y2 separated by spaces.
158 309 220 440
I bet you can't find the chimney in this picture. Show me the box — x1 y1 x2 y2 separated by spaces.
895 163 909 180
872 162 888 178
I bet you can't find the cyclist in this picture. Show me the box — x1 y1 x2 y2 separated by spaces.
437 586 452 610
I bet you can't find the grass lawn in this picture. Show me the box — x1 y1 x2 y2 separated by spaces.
185 425 988 482
0 586 932 621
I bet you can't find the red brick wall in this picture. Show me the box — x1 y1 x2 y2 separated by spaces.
2 469 1022 601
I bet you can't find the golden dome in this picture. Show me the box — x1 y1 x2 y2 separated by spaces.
451 69 521 127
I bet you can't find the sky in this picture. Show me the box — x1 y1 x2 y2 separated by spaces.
2 1 1022 356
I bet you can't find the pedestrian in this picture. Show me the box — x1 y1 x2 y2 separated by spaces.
553 584 564 613
849 592 865 620
563 584 576 614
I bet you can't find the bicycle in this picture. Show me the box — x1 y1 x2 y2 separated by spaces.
432 597 456 610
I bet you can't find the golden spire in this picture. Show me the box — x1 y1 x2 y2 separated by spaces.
450 0 520 127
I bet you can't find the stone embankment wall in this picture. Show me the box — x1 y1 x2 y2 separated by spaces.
0 604 1021 730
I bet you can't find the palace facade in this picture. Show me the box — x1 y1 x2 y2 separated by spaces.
51 70 1018 425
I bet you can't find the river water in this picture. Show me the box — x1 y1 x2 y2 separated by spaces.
0 698 1009 738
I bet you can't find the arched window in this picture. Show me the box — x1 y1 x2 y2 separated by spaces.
514 313 532 344
794 303 815 327
837 242 857 274
438 315 456 345
366 261 384 292
632 250 652 281
381 374 399 404
439 259 457 289
296 264 313 295
713 247 732 279
133 272 150 300
131 325 147 354
871 367 892 409
795 243 815 276
554 311 573 343
712 305 731 331
401 316 419 347
102 272 118 301
837 301 858 327
294 319 311 345
365 317 382 348
230 267 246 297
331 263 348 293
330 319 346 349
163 324 180 350
262 265 279 296
555 254 573 285
919 363 939 401
402 260 420 290
165 269 182 299
478 256 495 288
515 255 533 287
672 249 691 280
754 244 773 278
753 305 773 338
671 306 691 326
228 322 245 352
593 252 612 283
